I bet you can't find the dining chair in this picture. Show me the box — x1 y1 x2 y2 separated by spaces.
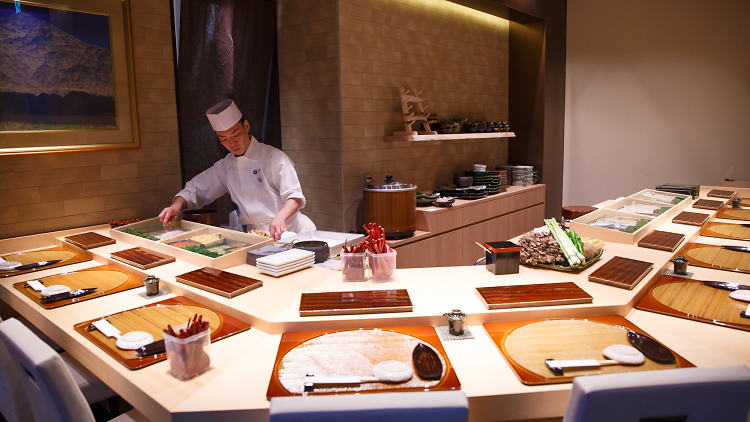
563 365 750 422
269 390 469 422
0 318 146 422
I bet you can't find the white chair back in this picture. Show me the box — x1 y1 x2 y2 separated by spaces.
0 316 34 422
563 365 750 422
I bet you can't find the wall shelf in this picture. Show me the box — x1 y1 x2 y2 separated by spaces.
385 132 516 142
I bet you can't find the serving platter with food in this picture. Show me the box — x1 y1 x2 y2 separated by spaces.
517 222 604 272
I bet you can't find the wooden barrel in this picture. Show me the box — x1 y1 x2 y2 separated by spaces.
562 206 597 221
363 190 416 239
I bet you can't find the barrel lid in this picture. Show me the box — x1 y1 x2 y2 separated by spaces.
365 175 416 192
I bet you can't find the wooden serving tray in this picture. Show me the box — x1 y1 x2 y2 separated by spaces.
588 256 653 290
476 283 592 309
671 211 710 226
13 265 143 309
707 189 735 199
635 275 750 332
483 316 693 385
717 205 750 221
0 246 91 278
678 242 750 274
111 247 176 270
299 289 413 316
175 267 262 298
701 222 750 241
266 326 460 397
693 199 725 210
636 230 686 252
64 232 116 249
74 296 251 370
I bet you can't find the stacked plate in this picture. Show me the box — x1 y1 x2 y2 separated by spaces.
256 249 315 277
511 166 534 186
497 170 509 189
473 164 487 172
437 185 488 200
486 171 506 195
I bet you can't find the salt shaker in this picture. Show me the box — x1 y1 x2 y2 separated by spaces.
443 309 467 336
669 256 689 275
144 275 160 296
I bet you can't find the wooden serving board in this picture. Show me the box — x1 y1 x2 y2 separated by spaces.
13 265 143 309
701 222 750 241
175 267 262 298
110 247 175 270
299 289 413 316
588 256 653 290
636 230 686 252
476 283 592 309
635 275 750 332
678 242 750 274
0 247 91 278
64 232 115 249
671 211 709 226
483 316 693 385
717 205 750 221
707 189 735 199
693 198 725 210
266 326 460 397
74 296 251 370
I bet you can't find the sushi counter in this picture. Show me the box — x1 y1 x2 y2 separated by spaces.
1 186 749 422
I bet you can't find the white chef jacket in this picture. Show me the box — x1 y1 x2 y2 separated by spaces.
175 136 316 234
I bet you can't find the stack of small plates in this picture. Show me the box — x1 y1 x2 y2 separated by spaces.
510 166 534 186
256 249 315 277
473 164 487 172
497 169 509 189
486 171 506 195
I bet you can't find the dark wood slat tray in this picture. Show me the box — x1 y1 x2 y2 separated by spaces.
476 282 592 309
110 247 176 270
636 230 686 252
1 246 91 278
701 222 750 241
635 275 750 332
13 265 143 309
64 232 115 249
717 205 750 221
706 189 735 199
483 316 693 385
74 296 251 370
671 211 710 226
266 326 460 397
588 256 653 290
299 289 413 316
175 267 262 298
693 198 726 210
677 242 750 275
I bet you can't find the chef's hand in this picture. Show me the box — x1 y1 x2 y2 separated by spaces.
158 197 187 226
269 215 287 241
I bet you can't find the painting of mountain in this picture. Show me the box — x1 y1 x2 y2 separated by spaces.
0 3 117 131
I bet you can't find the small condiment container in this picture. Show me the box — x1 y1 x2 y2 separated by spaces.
733 197 742 208
163 324 211 381
484 241 521 275
443 309 467 336
670 256 689 275
143 275 160 296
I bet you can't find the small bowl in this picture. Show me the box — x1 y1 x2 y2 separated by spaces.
116 331 155 350
417 198 436 207
293 240 330 263
434 198 455 207
453 175 473 188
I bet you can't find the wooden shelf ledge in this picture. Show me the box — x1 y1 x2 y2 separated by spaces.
385 132 516 142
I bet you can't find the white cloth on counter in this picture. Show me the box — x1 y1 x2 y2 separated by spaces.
176 136 316 234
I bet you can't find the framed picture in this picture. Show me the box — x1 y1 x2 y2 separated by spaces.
0 0 138 154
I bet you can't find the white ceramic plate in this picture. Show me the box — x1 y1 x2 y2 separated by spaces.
40 285 72 297
0 261 21 271
115 331 154 350
729 290 750 303
256 257 315 272
256 249 315 267
257 261 314 277
603 344 644 364
372 360 413 382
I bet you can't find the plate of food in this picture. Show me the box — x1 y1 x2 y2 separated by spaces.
518 222 604 272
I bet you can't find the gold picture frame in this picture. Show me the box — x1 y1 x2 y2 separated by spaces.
0 0 139 155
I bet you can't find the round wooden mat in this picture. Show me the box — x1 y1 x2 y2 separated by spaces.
704 223 750 240
685 245 750 272
651 281 749 327
720 208 750 221
31 270 129 298
2 250 76 266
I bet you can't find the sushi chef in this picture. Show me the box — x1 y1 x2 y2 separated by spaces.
158 99 315 240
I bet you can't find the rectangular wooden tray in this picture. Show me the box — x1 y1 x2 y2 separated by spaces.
299 289 413 316
636 230 685 252
677 242 750 275
64 232 116 249
266 326 460 397
693 198 726 210
73 296 251 370
700 222 750 241
707 189 735 199
476 282 592 309
13 265 144 309
671 211 710 226
1 246 91 278
483 315 693 385
588 256 653 290
175 267 263 298
110 247 176 270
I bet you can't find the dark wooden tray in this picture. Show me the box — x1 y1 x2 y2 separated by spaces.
64 232 116 249
635 275 750 332
671 211 710 226
74 296 251 370
266 326 460 397
637 230 686 252
175 267 262 298
1 247 91 278
476 282 592 309
706 189 735 199
588 256 653 290
693 199 726 210
110 247 176 270
701 222 750 241
299 289 413 316
483 316 693 385
13 265 144 309
717 206 750 221
677 242 750 275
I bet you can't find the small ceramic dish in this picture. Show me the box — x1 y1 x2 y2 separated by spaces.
729 290 750 302
603 344 645 364
116 331 155 350
0 261 21 271
40 285 72 297
434 198 455 207
372 360 413 382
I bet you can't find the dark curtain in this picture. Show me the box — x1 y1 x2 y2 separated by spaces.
175 0 281 225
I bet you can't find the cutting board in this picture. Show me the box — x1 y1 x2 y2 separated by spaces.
175 267 262 298
74 296 251 370
707 189 735 199
701 222 750 241
110 247 175 270
693 199 725 210
678 242 750 274
299 289 412 316
671 211 709 226
0 247 91 278
635 275 750 332
717 206 750 221
588 256 653 290
266 326 460 397
13 265 143 309
476 283 592 310
636 230 686 252
64 232 115 249
483 316 693 385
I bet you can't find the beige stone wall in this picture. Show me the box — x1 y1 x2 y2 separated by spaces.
0 0 181 240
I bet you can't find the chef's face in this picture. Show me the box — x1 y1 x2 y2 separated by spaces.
216 120 251 156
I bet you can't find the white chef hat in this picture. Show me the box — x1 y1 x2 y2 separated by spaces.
206 99 242 131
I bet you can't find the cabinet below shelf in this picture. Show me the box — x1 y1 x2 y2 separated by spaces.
385 132 516 142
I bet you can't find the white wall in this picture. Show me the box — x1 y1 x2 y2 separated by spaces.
564 0 750 206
